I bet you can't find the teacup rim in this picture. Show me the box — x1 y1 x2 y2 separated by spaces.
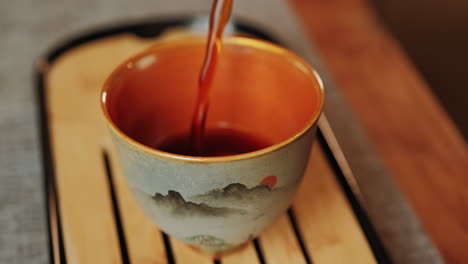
101 36 324 163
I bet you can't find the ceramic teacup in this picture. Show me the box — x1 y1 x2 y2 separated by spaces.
101 36 324 254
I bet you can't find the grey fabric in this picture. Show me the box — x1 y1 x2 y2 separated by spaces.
0 0 442 263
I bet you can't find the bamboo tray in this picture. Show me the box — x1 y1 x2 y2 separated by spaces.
36 18 389 264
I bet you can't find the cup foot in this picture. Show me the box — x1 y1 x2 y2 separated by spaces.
186 238 252 258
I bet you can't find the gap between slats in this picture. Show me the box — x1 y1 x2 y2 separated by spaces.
253 239 266 264
102 151 131 264
162 233 176 264
288 208 313 264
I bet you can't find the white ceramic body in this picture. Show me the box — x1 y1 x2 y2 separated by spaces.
108 123 317 253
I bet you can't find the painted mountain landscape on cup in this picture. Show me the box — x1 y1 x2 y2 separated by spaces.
131 177 296 252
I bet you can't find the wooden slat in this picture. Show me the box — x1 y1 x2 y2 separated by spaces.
48 60 123 264
47 35 161 263
291 0 468 262
259 214 307 264
293 145 376 264
51 128 122 264
107 148 168 264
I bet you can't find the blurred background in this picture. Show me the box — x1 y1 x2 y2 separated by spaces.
374 0 468 139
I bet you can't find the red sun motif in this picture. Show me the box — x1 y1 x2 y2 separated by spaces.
260 176 277 188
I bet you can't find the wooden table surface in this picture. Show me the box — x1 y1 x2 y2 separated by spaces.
291 0 468 263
